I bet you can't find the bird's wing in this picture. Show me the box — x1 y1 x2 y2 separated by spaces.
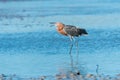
63 25 78 36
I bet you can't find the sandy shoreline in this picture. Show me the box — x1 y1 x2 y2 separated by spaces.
0 72 120 80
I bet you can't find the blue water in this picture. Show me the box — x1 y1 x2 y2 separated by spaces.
0 0 120 77
0 29 120 77
1 0 120 17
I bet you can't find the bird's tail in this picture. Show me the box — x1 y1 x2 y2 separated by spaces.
78 28 88 36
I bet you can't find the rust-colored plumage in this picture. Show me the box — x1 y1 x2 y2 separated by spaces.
55 22 67 36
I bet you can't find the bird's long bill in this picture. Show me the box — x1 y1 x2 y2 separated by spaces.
49 22 56 27
49 22 56 24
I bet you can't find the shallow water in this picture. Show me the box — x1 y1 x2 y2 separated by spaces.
0 0 120 78
0 29 120 77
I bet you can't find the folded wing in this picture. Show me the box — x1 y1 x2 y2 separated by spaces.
64 25 88 37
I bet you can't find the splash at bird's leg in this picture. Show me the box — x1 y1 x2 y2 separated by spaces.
96 64 99 75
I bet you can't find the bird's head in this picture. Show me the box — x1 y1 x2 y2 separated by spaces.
49 22 65 27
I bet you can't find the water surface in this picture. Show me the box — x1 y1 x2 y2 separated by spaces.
0 0 120 77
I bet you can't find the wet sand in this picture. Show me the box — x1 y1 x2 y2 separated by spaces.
0 72 120 80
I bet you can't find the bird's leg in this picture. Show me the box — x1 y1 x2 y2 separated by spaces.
75 38 79 66
69 36 74 70
69 42 73 70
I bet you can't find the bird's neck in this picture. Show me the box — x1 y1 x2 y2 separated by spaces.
56 24 64 31
56 25 67 36
57 26 64 31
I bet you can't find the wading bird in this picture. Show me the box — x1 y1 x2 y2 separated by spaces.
50 22 88 69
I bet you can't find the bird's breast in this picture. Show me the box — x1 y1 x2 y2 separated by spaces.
57 29 67 36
